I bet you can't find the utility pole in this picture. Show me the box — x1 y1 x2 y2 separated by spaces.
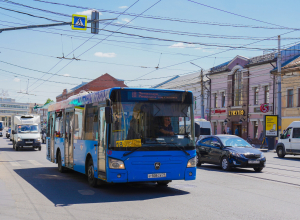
190 62 205 118
277 35 282 138
200 69 205 119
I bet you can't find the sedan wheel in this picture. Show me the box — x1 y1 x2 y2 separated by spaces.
221 157 231 171
196 153 201 167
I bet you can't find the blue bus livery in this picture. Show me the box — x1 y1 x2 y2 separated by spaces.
46 88 197 186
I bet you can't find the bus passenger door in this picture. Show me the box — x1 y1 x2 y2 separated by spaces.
65 110 74 168
49 112 55 162
98 107 106 178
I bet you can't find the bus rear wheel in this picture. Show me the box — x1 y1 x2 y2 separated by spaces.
57 151 65 173
87 158 97 187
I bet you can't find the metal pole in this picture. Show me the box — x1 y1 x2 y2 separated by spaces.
277 35 282 138
201 69 205 118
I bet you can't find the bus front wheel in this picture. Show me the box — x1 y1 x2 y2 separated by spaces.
87 158 97 187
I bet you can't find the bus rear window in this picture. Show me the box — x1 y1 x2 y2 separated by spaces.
200 128 210 135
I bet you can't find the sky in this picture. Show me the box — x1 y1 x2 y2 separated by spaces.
0 0 300 104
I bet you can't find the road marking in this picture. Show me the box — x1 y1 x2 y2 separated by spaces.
9 162 21 166
28 160 42 166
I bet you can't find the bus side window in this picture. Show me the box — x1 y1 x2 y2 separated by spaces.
84 104 98 141
74 108 83 140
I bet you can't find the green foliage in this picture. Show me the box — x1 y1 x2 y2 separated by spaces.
44 98 53 105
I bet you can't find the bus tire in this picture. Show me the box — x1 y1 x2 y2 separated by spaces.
57 151 65 173
87 158 97 187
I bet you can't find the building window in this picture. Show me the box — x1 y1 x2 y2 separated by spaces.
254 87 259 105
221 92 225 108
233 70 242 106
214 93 218 108
253 121 258 138
287 89 293 108
264 86 269 104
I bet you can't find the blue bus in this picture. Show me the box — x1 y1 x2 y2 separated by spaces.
46 88 198 187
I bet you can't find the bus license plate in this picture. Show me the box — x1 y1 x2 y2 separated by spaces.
248 160 260 164
148 173 166 178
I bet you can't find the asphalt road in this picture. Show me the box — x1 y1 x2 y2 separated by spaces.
1 135 300 220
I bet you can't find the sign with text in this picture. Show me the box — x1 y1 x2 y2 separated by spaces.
264 115 278 137
229 109 245 116
212 109 226 114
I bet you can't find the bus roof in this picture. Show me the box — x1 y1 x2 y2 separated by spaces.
48 87 193 112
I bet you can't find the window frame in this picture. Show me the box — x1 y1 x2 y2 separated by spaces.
253 87 258 105
264 85 269 104
287 89 293 108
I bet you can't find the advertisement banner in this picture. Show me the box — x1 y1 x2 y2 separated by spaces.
264 115 278 137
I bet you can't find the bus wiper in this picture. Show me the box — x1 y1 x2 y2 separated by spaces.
123 147 142 157
167 143 190 156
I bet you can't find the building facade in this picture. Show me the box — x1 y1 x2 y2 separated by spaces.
0 98 29 127
56 73 127 102
153 71 209 119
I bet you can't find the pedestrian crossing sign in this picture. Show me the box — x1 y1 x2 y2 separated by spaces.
72 14 87 30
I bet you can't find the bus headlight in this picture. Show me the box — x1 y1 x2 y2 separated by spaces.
17 137 22 142
187 157 196 167
109 158 125 169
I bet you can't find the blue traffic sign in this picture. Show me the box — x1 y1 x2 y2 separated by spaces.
72 14 87 30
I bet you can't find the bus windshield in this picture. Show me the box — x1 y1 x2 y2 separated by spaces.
111 102 194 148
18 125 39 133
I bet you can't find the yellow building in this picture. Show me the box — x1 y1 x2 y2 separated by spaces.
272 56 300 130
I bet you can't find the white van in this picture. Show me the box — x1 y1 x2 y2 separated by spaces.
194 119 212 141
276 121 300 158
12 115 41 151
179 119 211 141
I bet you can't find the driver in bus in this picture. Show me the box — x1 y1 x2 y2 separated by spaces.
158 116 174 136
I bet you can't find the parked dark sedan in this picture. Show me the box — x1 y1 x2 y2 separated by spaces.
196 135 266 172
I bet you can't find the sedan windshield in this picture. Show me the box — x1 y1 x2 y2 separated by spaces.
111 102 194 148
18 125 38 133
219 136 252 148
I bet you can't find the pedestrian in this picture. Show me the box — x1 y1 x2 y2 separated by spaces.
223 129 226 134
234 128 239 136
228 128 232 135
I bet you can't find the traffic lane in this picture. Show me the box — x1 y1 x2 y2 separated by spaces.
1 136 300 220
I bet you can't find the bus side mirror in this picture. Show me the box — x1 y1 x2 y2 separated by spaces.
195 123 200 138
105 107 113 124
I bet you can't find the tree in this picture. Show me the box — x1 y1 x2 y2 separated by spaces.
44 98 53 105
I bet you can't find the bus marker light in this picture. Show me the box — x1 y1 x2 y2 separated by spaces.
117 174 121 178
189 172 192 176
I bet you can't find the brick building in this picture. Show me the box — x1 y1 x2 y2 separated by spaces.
56 73 127 102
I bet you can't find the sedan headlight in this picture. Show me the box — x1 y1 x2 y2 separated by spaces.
260 153 265 158
187 157 196 167
230 152 243 158
17 137 22 142
109 158 125 169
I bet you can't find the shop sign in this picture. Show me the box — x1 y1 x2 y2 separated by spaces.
264 115 278 137
211 109 226 114
260 103 269 113
229 110 245 116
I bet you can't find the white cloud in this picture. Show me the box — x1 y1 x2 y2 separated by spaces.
63 74 70 77
169 43 195 48
119 6 128 9
94 52 116 58
122 18 131 23
13 78 20 82
76 10 102 18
